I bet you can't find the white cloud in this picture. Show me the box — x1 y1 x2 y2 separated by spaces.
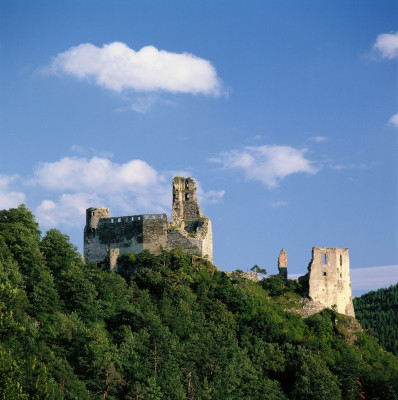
30 156 170 227
30 157 160 193
45 42 223 96
35 193 100 228
388 112 398 129
210 145 319 188
196 183 225 204
29 156 224 227
373 32 398 59
0 174 26 209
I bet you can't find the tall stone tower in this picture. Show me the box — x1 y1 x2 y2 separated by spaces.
171 177 203 232
278 249 287 279
300 247 355 317
168 177 213 261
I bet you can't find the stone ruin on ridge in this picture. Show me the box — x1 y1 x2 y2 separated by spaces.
84 176 355 317
84 177 212 270
277 248 355 318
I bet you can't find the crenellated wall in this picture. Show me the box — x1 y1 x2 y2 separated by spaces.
84 212 169 269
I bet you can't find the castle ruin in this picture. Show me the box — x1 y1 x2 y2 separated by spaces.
84 177 355 318
84 177 212 269
298 247 355 317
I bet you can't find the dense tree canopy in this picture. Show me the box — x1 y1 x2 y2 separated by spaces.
0 205 397 399
354 283 398 356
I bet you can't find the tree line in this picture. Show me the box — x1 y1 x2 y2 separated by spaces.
354 283 398 356
0 205 397 399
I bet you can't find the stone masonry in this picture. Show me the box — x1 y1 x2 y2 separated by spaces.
278 249 287 279
84 177 213 269
299 247 355 317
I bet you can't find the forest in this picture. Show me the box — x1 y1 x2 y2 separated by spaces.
354 283 398 357
0 205 398 399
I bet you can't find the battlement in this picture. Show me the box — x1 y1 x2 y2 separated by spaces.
100 214 168 224
84 177 213 269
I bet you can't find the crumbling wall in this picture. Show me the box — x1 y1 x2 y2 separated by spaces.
84 177 213 266
84 212 168 265
168 177 213 262
302 247 355 317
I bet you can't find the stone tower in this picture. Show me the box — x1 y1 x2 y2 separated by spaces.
86 207 110 230
168 177 213 261
278 249 287 279
300 247 355 317
172 177 203 232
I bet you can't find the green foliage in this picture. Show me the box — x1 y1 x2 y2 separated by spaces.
354 284 398 356
0 205 397 399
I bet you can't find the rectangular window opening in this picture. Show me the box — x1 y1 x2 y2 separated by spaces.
323 272 327 277
185 194 190 200
340 255 343 266
322 253 327 265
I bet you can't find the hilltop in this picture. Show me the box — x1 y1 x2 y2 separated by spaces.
1 205 397 399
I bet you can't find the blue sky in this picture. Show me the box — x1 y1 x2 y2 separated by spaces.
1 0 397 296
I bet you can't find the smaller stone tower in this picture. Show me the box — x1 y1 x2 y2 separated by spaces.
85 207 109 230
278 249 288 279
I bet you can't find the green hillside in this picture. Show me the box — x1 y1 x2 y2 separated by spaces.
354 284 398 356
1 205 398 399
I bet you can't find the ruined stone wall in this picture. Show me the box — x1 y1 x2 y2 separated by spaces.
306 247 355 317
172 177 203 232
84 177 213 266
166 218 213 262
84 210 168 265
168 177 213 262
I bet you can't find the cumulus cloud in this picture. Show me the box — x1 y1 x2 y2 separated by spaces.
373 32 398 59
30 156 170 227
35 193 101 228
210 145 319 188
0 174 26 209
30 157 160 193
196 184 226 204
44 42 223 96
388 112 398 129
29 156 224 228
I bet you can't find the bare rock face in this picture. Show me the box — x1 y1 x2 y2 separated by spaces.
84 177 213 269
299 247 355 317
